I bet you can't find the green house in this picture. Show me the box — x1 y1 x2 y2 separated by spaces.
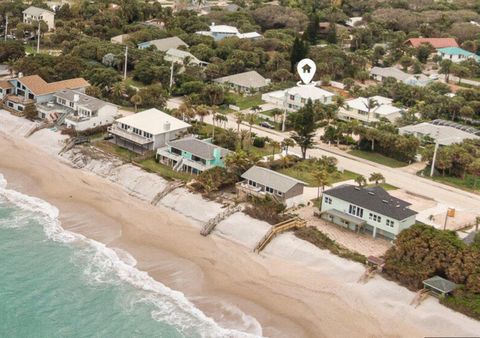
156 137 230 174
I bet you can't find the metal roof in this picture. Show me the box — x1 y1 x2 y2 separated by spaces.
323 185 417 221
23 6 54 16
167 137 230 160
214 71 269 89
423 276 457 294
115 108 191 135
138 37 188 52
55 89 112 111
241 166 307 193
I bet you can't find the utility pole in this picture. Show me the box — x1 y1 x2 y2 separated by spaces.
123 46 128 80
36 21 41 53
4 14 8 41
169 62 174 90
430 131 440 177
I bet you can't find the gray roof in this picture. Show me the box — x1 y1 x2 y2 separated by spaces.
423 276 457 294
167 137 230 160
214 71 269 89
323 184 417 221
241 166 307 193
399 121 480 146
55 89 111 111
23 6 54 16
140 37 188 51
370 67 410 81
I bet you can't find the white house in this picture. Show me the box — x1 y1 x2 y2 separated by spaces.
108 108 191 153
370 67 432 87
339 96 404 123
236 166 307 207
164 48 208 68
196 23 261 41
23 6 55 31
38 89 119 131
321 184 417 240
437 47 480 63
137 36 188 51
399 120 480 146
262 85 335 111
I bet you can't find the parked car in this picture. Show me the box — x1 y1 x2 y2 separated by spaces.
260 121 274 129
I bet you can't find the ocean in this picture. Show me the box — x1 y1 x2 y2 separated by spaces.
0 174 260 338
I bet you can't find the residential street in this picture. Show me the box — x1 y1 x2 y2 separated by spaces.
203 113 480 213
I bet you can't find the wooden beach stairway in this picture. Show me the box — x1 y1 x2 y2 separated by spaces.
410 289 429 308
151 181 185 206
357 256 385 284
254 217 307 253
201 204 243 236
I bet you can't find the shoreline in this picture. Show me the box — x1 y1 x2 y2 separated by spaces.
1 127 480 337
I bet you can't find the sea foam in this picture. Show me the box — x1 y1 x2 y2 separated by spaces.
0 173 263 338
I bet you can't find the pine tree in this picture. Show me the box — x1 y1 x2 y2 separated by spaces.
290 37 309 72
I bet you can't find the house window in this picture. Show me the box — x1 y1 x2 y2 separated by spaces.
324 196 332 204
266 186 274 193
276 191 283 196
348 204 363 218
300 98 306 104
248 180 256 187
369 213 382 223
289 95 295 100
386 219 394 227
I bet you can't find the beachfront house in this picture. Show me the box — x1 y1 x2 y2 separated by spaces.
23 6 55 31
320 184 417 240
108 108 191 153
437 47 480 63
36 89 119 130
370 67 432 87
213 71 270 94
156 137 231 174
0 74 89 114
339 96 404 124
399 119 480 146
237 166 307 207
196 23 262 41
137 36 188 51
261 85 335 112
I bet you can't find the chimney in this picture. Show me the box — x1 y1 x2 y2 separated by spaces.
73 94 80 103
18 72 23 78
164 121 171 131
211 22 215 26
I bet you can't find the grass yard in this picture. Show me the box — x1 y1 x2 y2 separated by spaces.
278 160 358 186
419 168 479 193
94 140 137 162
369 183 398 191
139 158 192 181
348 149 408 168
228 93 264 110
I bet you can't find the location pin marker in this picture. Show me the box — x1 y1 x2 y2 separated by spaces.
297 58 316 85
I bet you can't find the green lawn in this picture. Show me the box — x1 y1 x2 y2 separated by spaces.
139 159 192 181
419 168 479 193
370 183 398 191
123 77 147 89
279 162 358 186
348 150 408 168
94 140 137 162
228 93 264 110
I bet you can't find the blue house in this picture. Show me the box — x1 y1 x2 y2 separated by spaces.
437 47 480 63
156 137 231 174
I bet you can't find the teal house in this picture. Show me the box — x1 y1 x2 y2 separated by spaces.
437 47 480 63
156 137 231 174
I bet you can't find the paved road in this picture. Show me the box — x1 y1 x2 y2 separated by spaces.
204 114 480 213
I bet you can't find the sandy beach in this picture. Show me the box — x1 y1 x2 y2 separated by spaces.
1 116 480 337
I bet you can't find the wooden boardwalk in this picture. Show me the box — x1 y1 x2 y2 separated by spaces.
254 217 307 253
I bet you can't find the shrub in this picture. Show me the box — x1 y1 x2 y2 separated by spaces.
253 136 266 148
243 195 287 224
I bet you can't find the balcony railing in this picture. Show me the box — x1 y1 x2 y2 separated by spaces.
108 125 153 145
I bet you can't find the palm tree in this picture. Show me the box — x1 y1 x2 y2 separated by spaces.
196 104 210 123
130 94 142 113
281 138 295 155
246 113 256 145
364 98 378 124
215 113 228 128
313 168 330 200
112 82 126 101
234 112 244 133
269 140 280 158
251 105 261 114
354 175 366 187
369 172 385 185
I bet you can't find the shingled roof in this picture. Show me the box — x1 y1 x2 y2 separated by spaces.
323 184 417 220
241 166 307 193
406 38 458 49
18 75 89 96
167 137 230 160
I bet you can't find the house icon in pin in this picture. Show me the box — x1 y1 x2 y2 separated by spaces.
302 63 312 73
